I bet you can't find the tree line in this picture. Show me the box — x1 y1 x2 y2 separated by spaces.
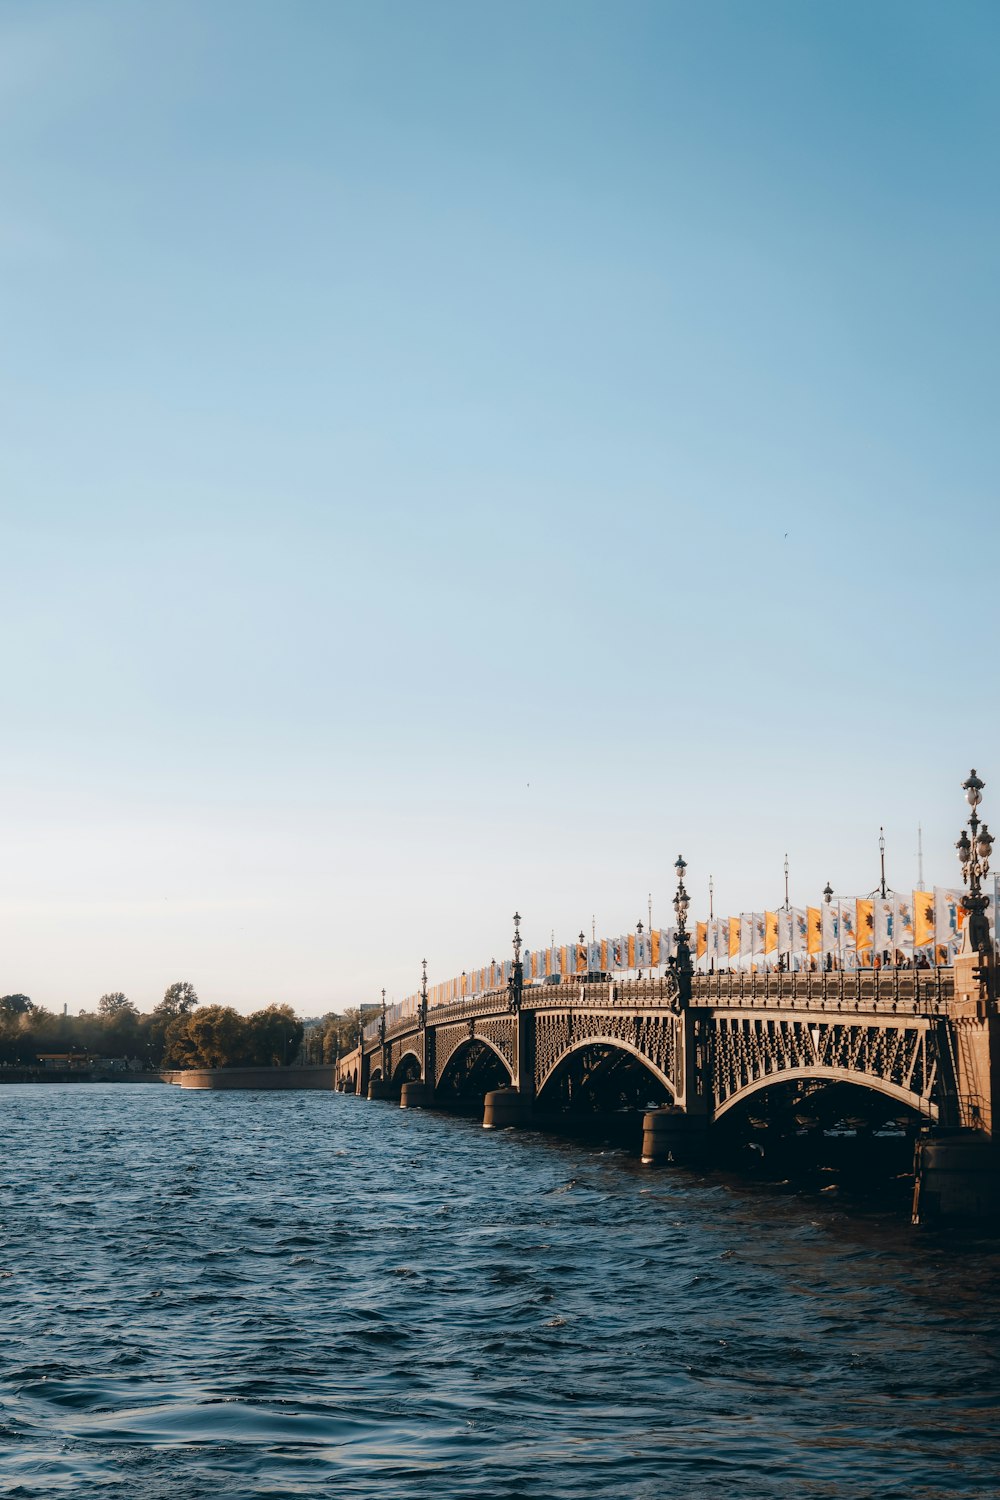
0 983 310 1071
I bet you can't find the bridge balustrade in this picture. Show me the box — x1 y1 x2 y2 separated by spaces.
693 967 952 1015
365 967 957 1054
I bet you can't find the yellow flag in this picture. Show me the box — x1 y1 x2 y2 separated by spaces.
729 917 740 958
807 906 822 955
697 921 707 959
627 934 636 967
914 890 934 948
559 945 568 976
650 930 660 965
765 912 778 953
600 938 608 970
856 899 874 952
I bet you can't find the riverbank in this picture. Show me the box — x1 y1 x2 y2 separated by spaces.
0 1068 164 1084
161 1065 336 1089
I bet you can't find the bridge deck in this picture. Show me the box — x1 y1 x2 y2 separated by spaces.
371 969 955 1047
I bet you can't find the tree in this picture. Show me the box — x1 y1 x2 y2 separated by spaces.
245 1004 304 1067
0 994 33 1017
98 992 138 1020
182 1006 248 1069
157 981 199 1018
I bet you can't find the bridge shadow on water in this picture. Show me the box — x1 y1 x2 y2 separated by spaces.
436 1065 925 1219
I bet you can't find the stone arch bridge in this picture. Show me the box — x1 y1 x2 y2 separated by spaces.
341 954 998 1140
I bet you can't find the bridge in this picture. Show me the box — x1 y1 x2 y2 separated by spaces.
336 944 999 1220
336 775 1000 1223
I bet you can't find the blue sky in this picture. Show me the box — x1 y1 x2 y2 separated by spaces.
1 1 997 1014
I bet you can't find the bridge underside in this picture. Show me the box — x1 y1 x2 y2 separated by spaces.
536 1039 672 1113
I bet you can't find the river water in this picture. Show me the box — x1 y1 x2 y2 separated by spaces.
1 1085 998 1499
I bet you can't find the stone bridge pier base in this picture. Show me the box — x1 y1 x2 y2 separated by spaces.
367 1078 399 1102
641 1106 708 1165
912 947 1000 1223
400 1080 433 1108
483 1087 532 1129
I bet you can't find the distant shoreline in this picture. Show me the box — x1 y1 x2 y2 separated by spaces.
0 1070 166 1085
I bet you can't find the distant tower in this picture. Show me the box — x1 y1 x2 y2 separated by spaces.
918 823 925 889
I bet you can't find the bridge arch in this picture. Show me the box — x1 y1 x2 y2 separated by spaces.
712 1066 937 1124
391 1050 423 1086
536 1034 675 1106
437 1032 515 1104
436 1033 514 1094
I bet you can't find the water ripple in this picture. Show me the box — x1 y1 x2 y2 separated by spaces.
0 1085 998 1497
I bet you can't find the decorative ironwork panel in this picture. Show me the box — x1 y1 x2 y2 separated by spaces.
389 1034 423 1080
710 1014 939 1115
533 1009 678 1094
432 1017 516 1086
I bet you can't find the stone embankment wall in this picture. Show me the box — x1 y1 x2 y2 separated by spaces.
161 1066 337 1090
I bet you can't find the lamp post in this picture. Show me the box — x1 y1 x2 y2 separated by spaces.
579 930 587 981
879 827 887 899
419 958 428 1030
509 911 524 1011
708 875 714 976
823 881 842 970
673 854 692 1005
957 769 994 960
636 919 644 981
379 987 387 1079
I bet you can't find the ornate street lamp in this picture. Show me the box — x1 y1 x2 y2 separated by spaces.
636 919 644 980
673 854 692 1001
379 987 387 1074
509 911 524 1011
419 958 428 1030
958 770 994 959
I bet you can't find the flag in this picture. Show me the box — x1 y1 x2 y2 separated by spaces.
873 898 894 956
696 921 707 960
637 932 650 967
856 899 874 955
559 945 569 977
576 942 587 974
934 888 965 952
600 938 609 970
777 910 791 957
792 908 808 956
611 938 624 970
740 914 753 962
588 941 601 972
659 927 673 962
650 930 660 965
894 894 914 956
914 891 934 949
839 900 857 953
729 916 740 960
753 913 766 957
765 911 778 955
821 902 839 957
807 906 822 956
627 934 636 968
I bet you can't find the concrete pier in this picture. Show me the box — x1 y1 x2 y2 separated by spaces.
400 1081 432 1109
912 1133 1000 1223
483 1087 532 1129
367 1078 399 1101
641 1107 708 1165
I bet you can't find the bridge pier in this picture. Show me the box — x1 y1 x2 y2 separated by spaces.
912 1134 1000 1223
400 1080 433 1108
367 1078 399 1102
641 1106 709 1166
483 1086 532 1129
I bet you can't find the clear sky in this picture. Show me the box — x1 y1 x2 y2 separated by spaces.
1 0 998 1015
